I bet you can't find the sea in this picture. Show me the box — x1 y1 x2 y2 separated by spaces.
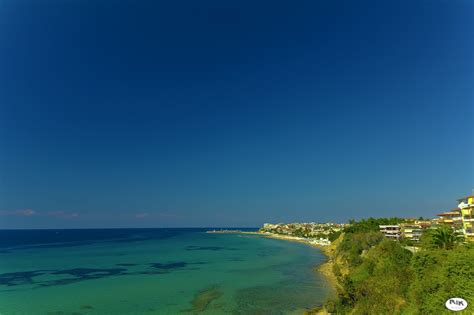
0 229 332 314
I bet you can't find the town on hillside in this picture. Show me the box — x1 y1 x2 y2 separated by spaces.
259 194 474 245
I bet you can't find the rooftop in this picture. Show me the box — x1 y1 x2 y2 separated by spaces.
457 195 474 201
436 211 461 216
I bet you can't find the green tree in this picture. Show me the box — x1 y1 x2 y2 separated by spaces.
406 246 474 314
431 226 463 250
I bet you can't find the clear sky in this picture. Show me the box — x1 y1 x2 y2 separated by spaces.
1 0 473 228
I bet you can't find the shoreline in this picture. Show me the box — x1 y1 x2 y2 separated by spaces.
251 232 339 289
211 232 339 295
230 232 339 290
209 230 340 314
254 232 340 315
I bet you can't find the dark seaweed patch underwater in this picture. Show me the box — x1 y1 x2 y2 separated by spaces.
0 228 330 314
0 261 206 289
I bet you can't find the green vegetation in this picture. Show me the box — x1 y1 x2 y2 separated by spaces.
325 219 474 314
429 226 464 250
405 245 473 314
327 230 342 242
344 217 406 234
293 229 341 241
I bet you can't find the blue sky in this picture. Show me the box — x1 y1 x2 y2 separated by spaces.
1 0 473 228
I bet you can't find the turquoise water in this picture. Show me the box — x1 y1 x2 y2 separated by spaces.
0 229 332 314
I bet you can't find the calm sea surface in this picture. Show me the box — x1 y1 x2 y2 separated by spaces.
0 229 332 314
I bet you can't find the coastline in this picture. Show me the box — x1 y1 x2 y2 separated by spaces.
209 230 340 313
254 232 340 315
251 232 339 289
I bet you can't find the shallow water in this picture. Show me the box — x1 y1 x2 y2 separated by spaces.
0 229 332 314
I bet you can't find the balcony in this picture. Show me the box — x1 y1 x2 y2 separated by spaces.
464 229 474 235
458 203 474 209
440 219 454 223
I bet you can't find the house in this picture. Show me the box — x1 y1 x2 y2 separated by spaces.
379 225 401 239
400 224 423 241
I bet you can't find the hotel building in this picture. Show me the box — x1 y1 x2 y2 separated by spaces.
458 195 474 241
436 209 463 232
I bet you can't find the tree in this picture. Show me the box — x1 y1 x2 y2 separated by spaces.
431 226 463 250
407 245 474 314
